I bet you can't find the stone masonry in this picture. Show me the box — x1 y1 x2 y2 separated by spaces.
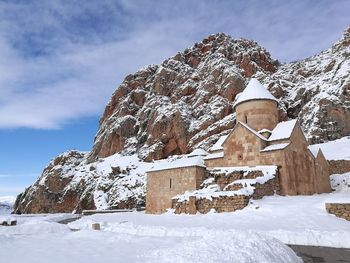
146 166 207 214
172 168 280 214
325 203 350 221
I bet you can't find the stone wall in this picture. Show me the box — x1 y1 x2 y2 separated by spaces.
172 169 280 214
172 195 250 214
329 160 350 175
325 203 350 221
146 166 206 214
315 151 332 193
235 100 279 131
252 175 280 199
282 125 317 195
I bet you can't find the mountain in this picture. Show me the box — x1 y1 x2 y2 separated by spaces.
13 27 350 214
0 196 16 214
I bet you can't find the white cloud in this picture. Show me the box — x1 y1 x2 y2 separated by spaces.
0 0 348 129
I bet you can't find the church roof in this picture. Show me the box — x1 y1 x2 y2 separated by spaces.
210 134 229 151
238 122 268 141
188 148 209 157
268 119 298 141
234 78 278 108
261 143 290 152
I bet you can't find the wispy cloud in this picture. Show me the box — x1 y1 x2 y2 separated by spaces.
0 0 349 129
0 173 39 178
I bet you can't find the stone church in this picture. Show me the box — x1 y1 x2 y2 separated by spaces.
146 78 332 214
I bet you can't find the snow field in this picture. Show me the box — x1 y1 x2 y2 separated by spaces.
0 218 301 263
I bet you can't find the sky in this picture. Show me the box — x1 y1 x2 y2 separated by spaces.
0 0 349 196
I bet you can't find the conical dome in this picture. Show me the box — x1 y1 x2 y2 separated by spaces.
234 78 278 108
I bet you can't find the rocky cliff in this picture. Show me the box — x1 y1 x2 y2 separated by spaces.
14 28 350 214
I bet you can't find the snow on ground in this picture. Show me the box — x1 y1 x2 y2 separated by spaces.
68 192 350 249
0 213 301 263
309 136 350 160
1 185 350 262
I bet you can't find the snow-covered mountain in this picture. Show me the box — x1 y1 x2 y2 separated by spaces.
0 196 16 214
14 27 350 214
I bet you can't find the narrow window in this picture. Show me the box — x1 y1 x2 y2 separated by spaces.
238 154 243 160
244 115 248 123
169 178 172 189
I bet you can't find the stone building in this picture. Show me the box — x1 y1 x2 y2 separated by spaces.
146 78 332 214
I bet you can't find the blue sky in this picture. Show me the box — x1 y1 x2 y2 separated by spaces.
0 0 349 196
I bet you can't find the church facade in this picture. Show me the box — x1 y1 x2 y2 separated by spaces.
146 79 332 214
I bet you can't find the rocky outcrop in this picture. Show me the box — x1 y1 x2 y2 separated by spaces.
14 28 350 214
13 151 149 214
263 27 350 143
90 28 350 162
88 33 279 162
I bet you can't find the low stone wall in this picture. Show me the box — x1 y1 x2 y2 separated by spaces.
172 171 280 214
172 195 250 214
214 170 264 190
252 175 280 199
329 160 350 175
325 203 350 221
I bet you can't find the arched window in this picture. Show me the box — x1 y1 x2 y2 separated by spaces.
244 115 248 123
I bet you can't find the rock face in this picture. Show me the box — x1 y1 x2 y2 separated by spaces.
14 28 350 214
263 27 350 143
90 28 350 162
88 33 278 162
13 151 150 214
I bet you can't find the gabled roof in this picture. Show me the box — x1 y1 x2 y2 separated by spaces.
308 146 320 158
268 119 298 141
261 143 289 152
148 155 205 172
238 122 267 141
188 148 209 157
210 134 229 151
234 78 278 108
203 151 224 160
221 122 267 148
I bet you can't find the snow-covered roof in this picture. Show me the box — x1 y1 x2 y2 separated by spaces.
148 156 205 172
203 151 224 160
307 146 320 158
209 165 278 178
268 119 298 141
234 78 278 108
210 135 229 151
308 136 350 161
261 143 289 152
187 149 209 157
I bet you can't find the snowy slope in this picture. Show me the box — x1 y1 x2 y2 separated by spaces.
0 196 15 215
262 27 350 142
68 191 350 249
0 216 301 263
309 136 350 160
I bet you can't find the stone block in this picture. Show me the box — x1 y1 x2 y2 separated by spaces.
92 223 101 230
